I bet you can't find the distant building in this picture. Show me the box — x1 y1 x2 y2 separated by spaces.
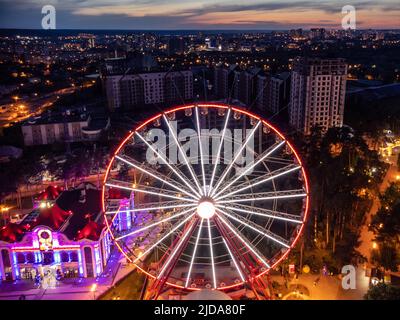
103 70 193 111
168 37 185 55
269 72 291 114
233 67 261 106
21 112 110 146
289 57 348 135
290 29 303 38
309 28 326 40
214 64 289 113
256 72 290 114
214 64 238 100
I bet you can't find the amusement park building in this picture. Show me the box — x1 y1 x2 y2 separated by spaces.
0 183 134 281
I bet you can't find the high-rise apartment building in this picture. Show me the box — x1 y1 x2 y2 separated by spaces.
103 70 193 111
289 57 347 135
256 72 291 114
214 64 238 100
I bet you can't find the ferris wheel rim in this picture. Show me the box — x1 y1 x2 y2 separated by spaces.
101 102 310 291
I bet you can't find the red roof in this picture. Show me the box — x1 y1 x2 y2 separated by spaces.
76 221 104 241
0 185 103 243
0 223 30 242
36 185 63 201
32 204 71 230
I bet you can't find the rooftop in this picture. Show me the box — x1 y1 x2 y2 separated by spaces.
0 183 104 243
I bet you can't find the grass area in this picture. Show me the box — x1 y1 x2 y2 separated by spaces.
100 270 146 300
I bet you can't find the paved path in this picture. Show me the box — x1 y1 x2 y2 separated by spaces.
356 155 398 262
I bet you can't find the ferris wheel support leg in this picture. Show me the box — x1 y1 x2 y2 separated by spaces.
213 218 253 281
214 217 270 300
250 275 272 300
149 219 198 300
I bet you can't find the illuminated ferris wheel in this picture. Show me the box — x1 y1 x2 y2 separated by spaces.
102 103 309 296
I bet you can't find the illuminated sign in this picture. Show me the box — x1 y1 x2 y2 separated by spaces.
37 229 53 251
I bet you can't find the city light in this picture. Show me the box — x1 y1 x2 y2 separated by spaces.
1 16 399 302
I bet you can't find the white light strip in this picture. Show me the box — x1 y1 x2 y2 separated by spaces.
221 237 246 282
106 203 195 215
216 192 307 204
213 141 286 199
219 209 290 248
216 165 301 201
132 212 196 264
158 219 196 279
216 211 270 268
105 183 197 203
195 107 207 195
208 108 231 196
115 207 195 241
136 132 202 199
115 155 198 200
216 204 302 224
163 114 203 196
185 218 203 288
211 121 261 197
207 218 217 289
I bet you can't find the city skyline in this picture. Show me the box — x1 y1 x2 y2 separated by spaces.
0 0 400 30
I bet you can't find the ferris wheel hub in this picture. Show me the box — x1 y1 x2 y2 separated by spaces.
197 200 216 219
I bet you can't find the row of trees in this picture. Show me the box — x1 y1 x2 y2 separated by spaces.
370 182 400 271
291 126 387 272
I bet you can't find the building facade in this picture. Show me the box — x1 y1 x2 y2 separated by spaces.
104 70 193 111
289 57 347 135
214 64 238 100
21 114 110 146
256 72 291 114
0 183 134 281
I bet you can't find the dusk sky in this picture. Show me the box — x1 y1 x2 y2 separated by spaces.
0 0 399 30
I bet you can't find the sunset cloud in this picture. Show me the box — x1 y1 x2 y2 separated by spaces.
0 0 399 29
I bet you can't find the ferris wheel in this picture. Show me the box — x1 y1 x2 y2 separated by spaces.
102 103 309 294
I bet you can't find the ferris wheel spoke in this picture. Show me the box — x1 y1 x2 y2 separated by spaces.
158 218 198 280
207 218 217 289
216 189 307 204
213 220 247 282
106 201 196 214
163 114 203 195
185 218 204 288
114 154 199 200
216 203 303 224
208 108 231 196
195 107 207 195
132 211 197 264
215 212 270 268
135 131 202 199
213 140 286 199
215 164 302 201
217 208 291 248
105 181 197 203
210 121 261 197
115 206 196 241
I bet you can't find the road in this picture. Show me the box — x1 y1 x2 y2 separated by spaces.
0 85 86 129
356 155 398 263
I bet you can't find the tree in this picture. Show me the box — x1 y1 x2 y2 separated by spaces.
294 126 386 272
364 283 400 300
397 153 400 172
